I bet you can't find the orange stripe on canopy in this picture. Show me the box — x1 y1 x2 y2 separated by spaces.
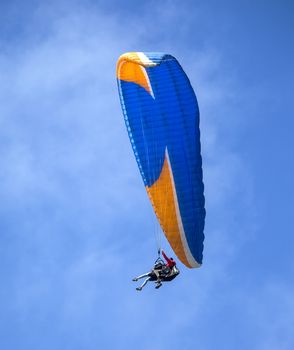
117 57 152 96
146 153 191 268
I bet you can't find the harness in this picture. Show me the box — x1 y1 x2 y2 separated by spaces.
152 257 180 281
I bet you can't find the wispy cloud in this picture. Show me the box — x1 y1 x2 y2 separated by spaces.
0 1 292 350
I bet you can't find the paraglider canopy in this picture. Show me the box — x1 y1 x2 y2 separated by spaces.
117 52 205 268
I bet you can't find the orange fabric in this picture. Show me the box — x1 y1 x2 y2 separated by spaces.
146 155 191 267
117 60 151 95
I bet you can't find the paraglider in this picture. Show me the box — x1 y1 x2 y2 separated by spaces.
116 52 205 289
132 250 180 291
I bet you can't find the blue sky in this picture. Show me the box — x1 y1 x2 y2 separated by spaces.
0 0 293 349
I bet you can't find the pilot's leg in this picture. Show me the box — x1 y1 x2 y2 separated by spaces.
132 272 150 281
136 277 151 291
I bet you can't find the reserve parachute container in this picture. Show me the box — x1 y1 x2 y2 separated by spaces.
116 52 205 268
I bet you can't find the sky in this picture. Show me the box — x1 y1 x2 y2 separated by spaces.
0 0 293 349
